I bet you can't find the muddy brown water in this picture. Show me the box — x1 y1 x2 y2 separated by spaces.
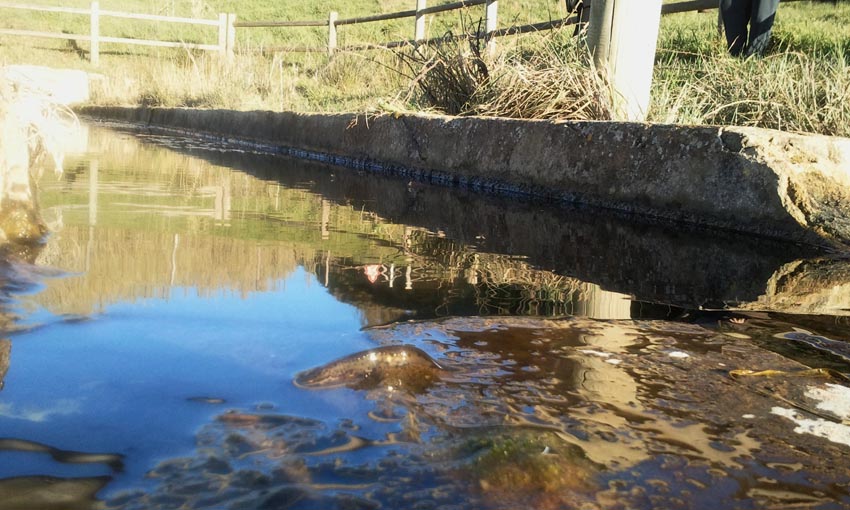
0 123 848 509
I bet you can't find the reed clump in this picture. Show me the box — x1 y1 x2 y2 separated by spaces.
472 34 612 121
396 31 491 116
396 28 613 121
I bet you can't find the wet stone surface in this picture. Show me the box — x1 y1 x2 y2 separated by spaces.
105 317 850 510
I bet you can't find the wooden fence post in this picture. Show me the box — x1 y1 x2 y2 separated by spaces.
415 0 426 43
90 1 99 65
587 0 614 69
226 13 236 58
328 11 338 56
587 0 662 121
218 13 227 55
485 0 498 56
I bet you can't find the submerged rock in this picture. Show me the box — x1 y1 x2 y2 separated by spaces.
0 475 109 510
0 201 47 244
294 345 445 392
459 430 601 509
0 438 123 472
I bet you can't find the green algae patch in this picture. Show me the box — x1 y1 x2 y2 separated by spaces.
460 430 602 507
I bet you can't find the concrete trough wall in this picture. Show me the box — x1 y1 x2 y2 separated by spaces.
80 106 850 251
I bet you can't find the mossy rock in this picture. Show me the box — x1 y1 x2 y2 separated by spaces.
455 430 602 508
0 202 47 244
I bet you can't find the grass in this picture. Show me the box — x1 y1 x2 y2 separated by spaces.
650 2 850 134
394 26 614 120
0 0 847 136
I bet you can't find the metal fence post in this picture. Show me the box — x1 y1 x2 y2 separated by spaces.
485 0 498 56
415 0 426 43
328 11 338 56
90 1 99 65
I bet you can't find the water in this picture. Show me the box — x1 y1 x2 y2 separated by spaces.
1 124 849 509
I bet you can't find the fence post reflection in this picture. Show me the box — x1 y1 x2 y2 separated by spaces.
88 159 98 227
574 283 632 319
321 199 330 240
86 159 98 272
324 250 330 287
465 253 480 285
170 234 179 287
214 175 231 223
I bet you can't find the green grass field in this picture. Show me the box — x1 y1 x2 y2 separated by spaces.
1 0 847 135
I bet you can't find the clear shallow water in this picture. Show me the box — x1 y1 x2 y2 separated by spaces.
0 124 849 509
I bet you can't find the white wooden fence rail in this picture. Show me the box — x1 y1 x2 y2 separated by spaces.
0 1 235 65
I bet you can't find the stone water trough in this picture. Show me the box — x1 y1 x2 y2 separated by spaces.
2 65 847 251
80 105 850 252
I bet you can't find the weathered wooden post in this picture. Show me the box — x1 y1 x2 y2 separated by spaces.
328 11 338 56
226 13 237 59
414 0 427 43
90 1 100 65
218 13 228 55
485 0 498 56
587 0 662 121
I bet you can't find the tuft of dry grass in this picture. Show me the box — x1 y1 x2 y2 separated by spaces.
397 27 613 121
473 33 612 121
395 27 491 116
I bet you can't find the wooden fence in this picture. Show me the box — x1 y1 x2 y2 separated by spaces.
0 1 236 65
0 0 804 64
235 0 727 56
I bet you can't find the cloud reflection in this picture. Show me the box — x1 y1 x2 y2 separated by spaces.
0 398 80 422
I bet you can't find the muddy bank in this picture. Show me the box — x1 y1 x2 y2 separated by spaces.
79 106 850 250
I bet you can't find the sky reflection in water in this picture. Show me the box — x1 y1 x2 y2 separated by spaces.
2 270 376 489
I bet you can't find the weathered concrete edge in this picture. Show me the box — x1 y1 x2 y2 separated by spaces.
78 106 850 251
